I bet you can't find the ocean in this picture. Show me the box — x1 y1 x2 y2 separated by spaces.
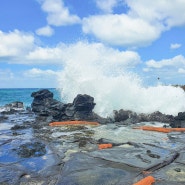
0 88 61 108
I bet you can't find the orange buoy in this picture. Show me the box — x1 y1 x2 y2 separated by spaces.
98 143 113 149
133 126 185 133
133 176 155 185
49 120 100 126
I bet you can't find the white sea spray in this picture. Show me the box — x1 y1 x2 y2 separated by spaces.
57 42 185 117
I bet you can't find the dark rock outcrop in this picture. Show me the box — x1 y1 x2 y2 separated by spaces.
138 111 175 123
114 109 131 122
1 101 24 114
113 109 175 125
31 89 65 119
6 101 24 109
170 112 185 128
31 89 108 123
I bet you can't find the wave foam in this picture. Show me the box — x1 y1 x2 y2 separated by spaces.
57 42 185 117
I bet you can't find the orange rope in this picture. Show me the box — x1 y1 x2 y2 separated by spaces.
133 126 185 133
133 176 155 185
49 120 100 126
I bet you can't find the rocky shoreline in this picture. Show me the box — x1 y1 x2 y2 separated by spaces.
1 89 185 184
31 89 185 128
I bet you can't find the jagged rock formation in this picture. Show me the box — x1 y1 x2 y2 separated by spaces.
31 89 185 127
171 112 185 128
113 109 175 125
31 89 108 124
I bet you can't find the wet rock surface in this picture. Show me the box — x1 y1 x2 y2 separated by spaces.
15 142 46 158
1 89 185 184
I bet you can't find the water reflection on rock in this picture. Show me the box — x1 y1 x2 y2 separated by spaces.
1 109 185 184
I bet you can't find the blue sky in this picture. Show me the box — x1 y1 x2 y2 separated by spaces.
0 0 185 88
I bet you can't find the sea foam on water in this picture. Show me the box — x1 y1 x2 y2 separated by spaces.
57 42 185 117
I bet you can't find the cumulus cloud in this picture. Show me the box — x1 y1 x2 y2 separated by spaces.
143 55 185 84
178 68 185 74
83 14 161 47
170 43 181 50
40 0 81 26
26 46 62 63
0 30 35 58
126 0 185 28
36 25 54 36
24 68 59 78
82 0 185 47
95 0 118 13
146 55 185 69
0 29 140 68
26 41 141 70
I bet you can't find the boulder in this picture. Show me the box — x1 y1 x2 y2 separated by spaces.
113 109 131 122
73 94 95 112
31 89 65 117
31 89 53 100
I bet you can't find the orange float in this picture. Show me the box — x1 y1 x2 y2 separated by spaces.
49 120 100 126
133 176 155 185
133 126 185 133
98 143 113 149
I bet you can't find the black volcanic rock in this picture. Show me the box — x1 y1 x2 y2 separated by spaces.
170 112 185 128
113 109 175 125
113 109 131 122
31 89 65 117
73 94 95 112
139 111 175 123
1 101 24 114
31 89 53 99
31 89 107 123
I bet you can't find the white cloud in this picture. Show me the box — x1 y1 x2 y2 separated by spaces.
36 25 54 36
143 68 151 72
24 68 59 78
26 41 141 67
83 14 161 47
25 41 141 73
95 0 118 13
126 0 185 28
26 46 62 63
0 68 59 88
82 0 185 47
178 68 185 74
146 55 185 69
0 29 140 67
170 43 181 50
40 0 81 26
0 30 35 58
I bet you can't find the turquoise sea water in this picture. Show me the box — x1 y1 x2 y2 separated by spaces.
0 88 61 107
